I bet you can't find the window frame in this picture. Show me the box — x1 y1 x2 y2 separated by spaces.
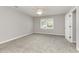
40 17 54 30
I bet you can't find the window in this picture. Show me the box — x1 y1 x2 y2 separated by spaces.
40 17 54 29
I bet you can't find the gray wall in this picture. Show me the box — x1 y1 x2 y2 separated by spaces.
0 7 33 42
33 14 65 35
73 10 76 42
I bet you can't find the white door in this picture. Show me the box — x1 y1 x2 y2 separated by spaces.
65 13 72 42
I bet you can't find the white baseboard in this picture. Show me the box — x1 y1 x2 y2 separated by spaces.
0 33 32 44
52 34 65 36
66 38 76 43
33 33 65 36
0 33 64 45
76 47 79 51
73 41 76 43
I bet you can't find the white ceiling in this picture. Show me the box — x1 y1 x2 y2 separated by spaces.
14 6 74 17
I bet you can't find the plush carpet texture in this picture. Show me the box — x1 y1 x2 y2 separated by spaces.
0 33 78 53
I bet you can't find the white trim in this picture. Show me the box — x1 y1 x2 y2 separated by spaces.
0 33 32 44
0 33 64 45
69 7 76 13
52 34 65 36
33 33 65 36
73 41 76 43
76 47 79 51
66 38 76 43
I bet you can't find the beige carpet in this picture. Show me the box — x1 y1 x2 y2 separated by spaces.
0 33 78 53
